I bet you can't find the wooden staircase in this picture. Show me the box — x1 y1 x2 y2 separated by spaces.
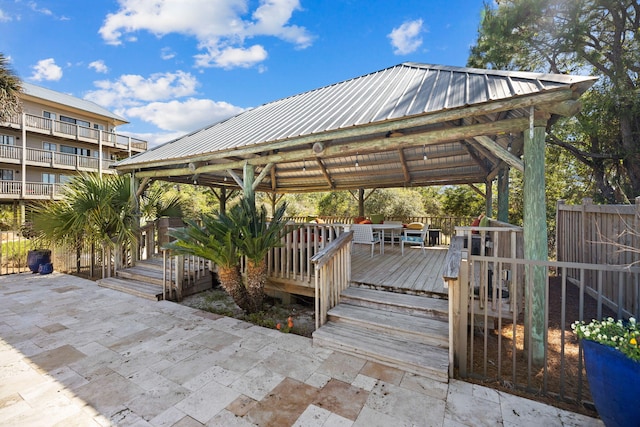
97 257 212 301
312 286 449 383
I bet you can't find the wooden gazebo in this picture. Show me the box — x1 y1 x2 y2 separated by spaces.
114 62 597 361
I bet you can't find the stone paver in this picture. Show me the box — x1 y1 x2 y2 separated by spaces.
0 272 604 426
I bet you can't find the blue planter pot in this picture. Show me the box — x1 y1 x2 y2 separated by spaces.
27 250 51 273
582 339 640 427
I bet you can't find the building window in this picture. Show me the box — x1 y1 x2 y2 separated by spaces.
0 135 14 145
43 142 57 151
94 124 105 131
43 111 56 120
60 115 90 128
42 173 56 184
61 145 90 157
1 169 14 180
59 175 73 184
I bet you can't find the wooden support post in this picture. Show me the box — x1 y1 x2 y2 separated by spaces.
243 162 255 206
358 188 364 217
497 168 509 223
485 179 493 218
523 124 549 365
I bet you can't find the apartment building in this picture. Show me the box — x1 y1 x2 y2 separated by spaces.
0 82 147 215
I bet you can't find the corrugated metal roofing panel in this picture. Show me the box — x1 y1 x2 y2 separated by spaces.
115 62 596 168
22 82 127 123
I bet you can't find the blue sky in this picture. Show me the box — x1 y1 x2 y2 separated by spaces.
0 0 485 147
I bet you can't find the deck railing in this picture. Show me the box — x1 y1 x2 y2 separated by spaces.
267 223 348 285
285 215 474 245
311 231 353 329
444 233 640 407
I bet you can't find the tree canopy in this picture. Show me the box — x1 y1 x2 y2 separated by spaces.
0 53 22 121
469 0 640 202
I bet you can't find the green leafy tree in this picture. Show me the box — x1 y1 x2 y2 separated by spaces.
317 191 357 217
364 188 426 218
468 0 640 202
0 53 22 121
440 186 485 218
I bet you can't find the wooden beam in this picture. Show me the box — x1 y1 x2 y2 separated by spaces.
468 184 485 198
397 148 411 182
135 177 151 198
539 99 582 117
251 163 273 191
316 158 335 189
227 169 243 187
135 117 532 178
270 165 277 191
473 135 524 172
116 90 574 172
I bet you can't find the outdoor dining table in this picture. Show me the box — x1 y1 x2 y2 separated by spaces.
371 223 404 254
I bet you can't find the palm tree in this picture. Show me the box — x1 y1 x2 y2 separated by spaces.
165 196 289 313
0 53 22 121
231 197 288 312
31 173 137 274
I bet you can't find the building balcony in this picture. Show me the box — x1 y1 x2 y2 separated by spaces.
0 145 117 173
0 180 65 200
2 113 147 152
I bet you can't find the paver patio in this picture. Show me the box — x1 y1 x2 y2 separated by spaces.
0 272 602 426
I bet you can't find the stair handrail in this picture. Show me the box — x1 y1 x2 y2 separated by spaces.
310 230 353 330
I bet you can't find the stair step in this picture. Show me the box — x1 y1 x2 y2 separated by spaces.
116 266 168 286
135 257 163 270
98 277 164 301
313 322 448 383
327 304 448 348
340 287 448 321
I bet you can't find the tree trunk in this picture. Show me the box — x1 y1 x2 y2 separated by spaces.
245 260 267 313
217 265 250 312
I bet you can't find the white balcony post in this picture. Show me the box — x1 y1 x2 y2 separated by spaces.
20 112 26 198
98 130 103 175
128 136 132 157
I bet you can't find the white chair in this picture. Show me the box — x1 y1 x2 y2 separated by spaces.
351 224 382 257
401 226 428 255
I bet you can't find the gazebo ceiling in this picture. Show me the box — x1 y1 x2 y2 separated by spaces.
113 63 597 193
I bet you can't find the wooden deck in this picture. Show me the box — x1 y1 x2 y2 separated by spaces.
351 242 449 296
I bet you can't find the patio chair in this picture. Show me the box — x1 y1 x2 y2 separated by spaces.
351 224 382 257
401 225 428 255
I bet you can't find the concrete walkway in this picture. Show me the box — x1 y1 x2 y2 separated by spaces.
0 273 603 426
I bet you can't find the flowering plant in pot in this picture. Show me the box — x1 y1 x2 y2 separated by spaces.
571 317 639 427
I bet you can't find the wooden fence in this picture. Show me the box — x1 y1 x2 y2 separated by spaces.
556 197 640 318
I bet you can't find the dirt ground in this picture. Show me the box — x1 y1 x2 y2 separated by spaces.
180 276 606 418
180 285 317 338
466 276 614 418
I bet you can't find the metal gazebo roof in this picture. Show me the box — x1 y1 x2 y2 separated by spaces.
113 62 596 193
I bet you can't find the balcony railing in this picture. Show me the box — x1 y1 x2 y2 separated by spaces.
4 147 115 172
3 113 147 152
0 181 64 199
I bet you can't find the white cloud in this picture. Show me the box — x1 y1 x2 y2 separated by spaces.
126 98 245 132
160 47 176 60
85 71 199 109
388 19 424 55
195 44 268 69
30 58 63 81
98 0 312 69
88 60 108 73
0 9 13 22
